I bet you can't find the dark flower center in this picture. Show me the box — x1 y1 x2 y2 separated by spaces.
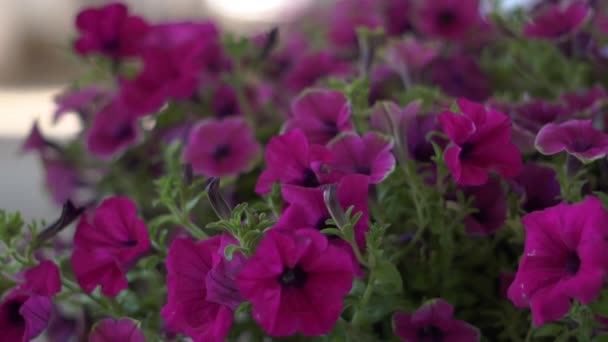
565 251 581 275
459 142 475 160
437 10 457 27
278 265 308 288
300 168 320 188
323 120 339 137
417 325 445 342
356 165 372 175
112 123 134 141
5 300 25 326
216 101 238 118
122 239 137 247
571 139 592 153
213 144 232 161
472 208 488 223
315 215 339 240
103 39 120 53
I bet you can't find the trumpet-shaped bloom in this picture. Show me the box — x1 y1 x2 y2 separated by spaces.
71 196 150 297
18 260 61 297
507 197 608 326
86 98 140 159
393 299 479 342
440 98 522 185
535 119 608 162
0 291 53 342
463 178 507 236
414 0 481 41
237 229 354 337
511 163 561 213
286 89 353 145
256 130 331 194
74 3 149 59
183 118 260 177
327 132 395 184
89 318 145 342
524 2 589 39
162 235 244 342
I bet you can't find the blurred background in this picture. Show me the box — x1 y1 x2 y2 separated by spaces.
0 0 532 221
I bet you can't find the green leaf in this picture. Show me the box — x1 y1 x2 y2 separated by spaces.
533 323 563 338
0 210 24 243
373 258 403 295
224 244 241 261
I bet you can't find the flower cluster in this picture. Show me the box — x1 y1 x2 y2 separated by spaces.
7 0 608 341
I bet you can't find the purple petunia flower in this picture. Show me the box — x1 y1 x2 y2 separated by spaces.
86 97 140 159
53 86 110 123
286 89 353 145
74 3 149 59
511 163 561 213
440 98 522 186
328 0 383 49
430 55 492 102
89 318 145 342
524 2 589 39
284 52 352 93
212 85 240 118
71 196 150 297
21 121 48 154
393 299 480 342
256 130 331 194
0 260 62 341
560 85 607 114
385 37 439 76
237 229 354 337
162 234 244 342
535 119 608 162
507 99 570 153
183 117 260 177
507 197 608 326
414 0 481 41
381 0 412 36
327 132 395 184
463 177 507 236
43 159 81 205
276 174 370 272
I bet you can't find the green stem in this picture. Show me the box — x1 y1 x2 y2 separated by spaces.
352 267 375 327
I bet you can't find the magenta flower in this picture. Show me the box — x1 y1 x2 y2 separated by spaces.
237 229 354 337
524 2 589 39
463 178 507 236
0 290 53 342
414 0 481 41
183 118 260 177
440 98 522 186
509 99 570 153
71 196 150 297
276 174 370 263
286 89 353 145
162 235 244 342
430 55 491 102
385 37 439 75
86 98 139 159
212 85 240 118
74 3 149 59
89 318 145 342
42 159 80 205
256 130 331 194
329 0 383 48
381 0 412 36
561 85 607 113
507 197 608 326
393 299 480 342
511 163 561 213
21 121 48 154
535 119 608 162
284 52 351 92
18 260 62 297
53 86 110 123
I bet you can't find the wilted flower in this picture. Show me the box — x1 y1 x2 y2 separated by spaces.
74 2 149 59
535 119 608 162
508 197 608 326
393 299 480 341
256 130 331 194
237 229 354 337
71 196 150 297
86 97 140 159
183 117 260 177
524 2 590 39
414 0 481 41
286 89 353 145
89 318 145 342
162 235 244 342
440 98 522 185
327 132 395 183
463 178 507 236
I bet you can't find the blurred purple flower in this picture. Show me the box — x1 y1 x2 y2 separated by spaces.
381 0 412 36
414 0 481 41
393 299 480 342
524 2 589 39
89 318 145 342
286 89 353 145
511 163 561 213
284 52 352 93
43 159 81 205
535 119 608 162
183 117 260 177
86 97 140 159
21 121 47 154
329 0 383 49
212 85 241 118
463 178 507 236
430 55 492 102
53 86 110 123
74 3 149 59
